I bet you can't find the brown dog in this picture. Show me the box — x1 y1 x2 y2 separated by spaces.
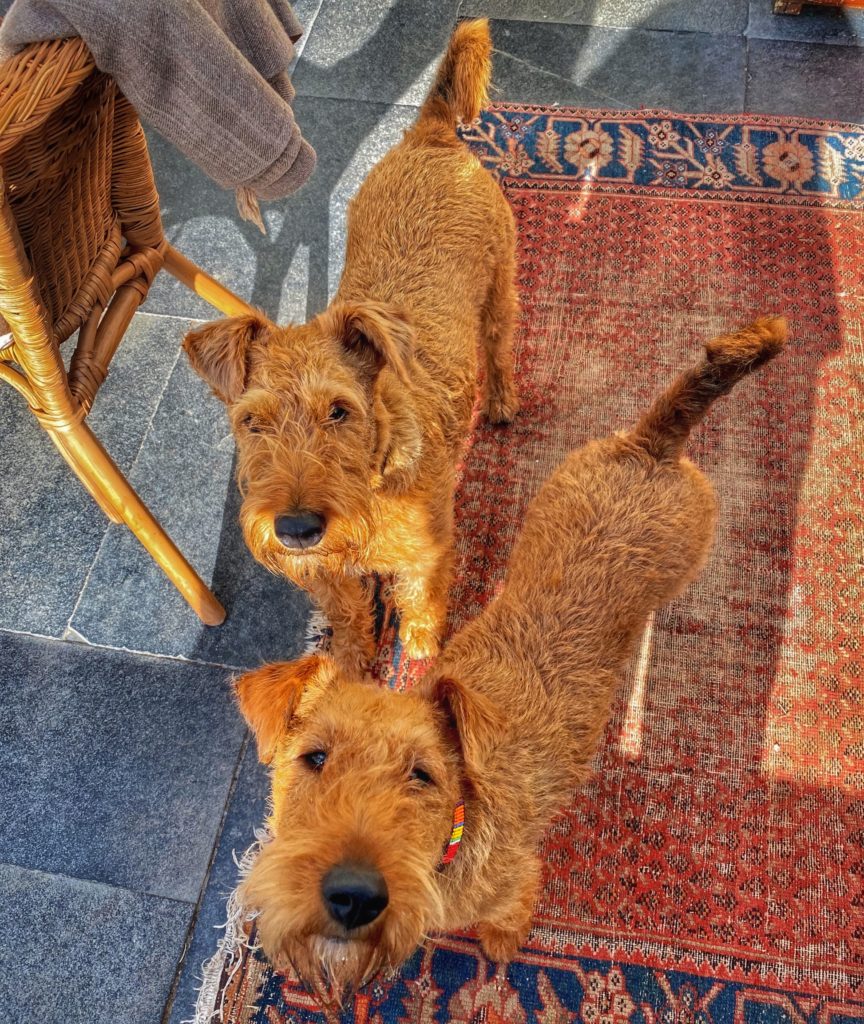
183 20 518 671
233 318 787 1000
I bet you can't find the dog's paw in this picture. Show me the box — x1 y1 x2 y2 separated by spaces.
398 620 441 661
483 390 520 425
477 922 525 964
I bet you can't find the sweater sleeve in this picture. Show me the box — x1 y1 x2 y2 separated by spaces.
0 0 316 199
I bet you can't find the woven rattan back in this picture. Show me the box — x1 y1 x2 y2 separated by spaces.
1 39 116 340
0 37 165 417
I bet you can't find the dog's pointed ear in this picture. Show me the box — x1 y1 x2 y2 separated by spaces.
183 313 271 404
326 301 414 388
234 654 326 764
423 675 504 782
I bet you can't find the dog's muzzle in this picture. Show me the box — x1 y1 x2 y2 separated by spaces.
274 511 326 550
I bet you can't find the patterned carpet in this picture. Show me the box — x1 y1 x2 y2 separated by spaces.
195 108 864 1023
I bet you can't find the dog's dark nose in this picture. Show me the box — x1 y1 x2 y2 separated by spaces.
321 864 389 930
274 512 326 549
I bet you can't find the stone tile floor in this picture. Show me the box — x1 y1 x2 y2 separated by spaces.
0 1 861 1021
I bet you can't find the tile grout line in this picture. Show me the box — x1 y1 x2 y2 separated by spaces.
289 81 424 107
0 625 247 674
63 338 186 636
492 15 748 39
491 47 630 107
136 309 211 325
0 860 197 906
161 733 252 1024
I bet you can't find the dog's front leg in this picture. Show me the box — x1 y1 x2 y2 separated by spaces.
393 542 453 660
306 575 375 677
476 853 540 963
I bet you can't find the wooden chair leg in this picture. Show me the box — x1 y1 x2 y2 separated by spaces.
53 418 226 626
47 427 123 523
162 243 258 318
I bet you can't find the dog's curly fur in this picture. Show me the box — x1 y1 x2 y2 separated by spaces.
233 317 788 1000
184 20 518 672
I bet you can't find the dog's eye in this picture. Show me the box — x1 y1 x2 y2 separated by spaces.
239 414 264 434
327 404 350 424
301 750 327 771
409 765 434 787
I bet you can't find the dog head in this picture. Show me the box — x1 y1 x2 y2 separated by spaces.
184 303 422 579
234 654 501 1001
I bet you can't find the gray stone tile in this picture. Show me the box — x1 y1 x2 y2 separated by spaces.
291 0 462 103
0 630 245 901
487 19 747 112
146 96 420 323
746 38 864 120
0 863 190 1024
747 0 864 46
167 742 270 1024
68 329 312 668
0 313 181 637
460 0 749 34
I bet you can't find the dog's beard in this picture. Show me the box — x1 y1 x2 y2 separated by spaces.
243 823 448 1004
274 933 394 1006
253 889 437 1005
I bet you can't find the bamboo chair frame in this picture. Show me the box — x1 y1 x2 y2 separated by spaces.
0 37 256 626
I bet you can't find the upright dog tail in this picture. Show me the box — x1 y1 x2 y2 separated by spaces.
629 316 788 462
418 18 492 128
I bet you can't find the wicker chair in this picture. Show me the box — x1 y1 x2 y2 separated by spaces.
0 37 258 626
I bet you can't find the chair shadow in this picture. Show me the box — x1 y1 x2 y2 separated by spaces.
155 0 462 321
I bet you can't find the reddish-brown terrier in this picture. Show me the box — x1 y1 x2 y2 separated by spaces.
230 318 787 1002
183 20 518 671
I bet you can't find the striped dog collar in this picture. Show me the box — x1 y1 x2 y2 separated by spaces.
439 799 465 868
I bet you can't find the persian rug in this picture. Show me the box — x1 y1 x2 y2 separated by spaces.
194 107 864 1024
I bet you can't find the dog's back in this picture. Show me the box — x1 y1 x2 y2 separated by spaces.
436 318 787 811
505 317 788 664
336 20 513 398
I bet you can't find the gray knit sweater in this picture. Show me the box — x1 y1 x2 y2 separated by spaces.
0 0 316 201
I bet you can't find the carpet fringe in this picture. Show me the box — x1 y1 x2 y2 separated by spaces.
190 826 271 1024
303 608 331 655
188 606 327 1024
